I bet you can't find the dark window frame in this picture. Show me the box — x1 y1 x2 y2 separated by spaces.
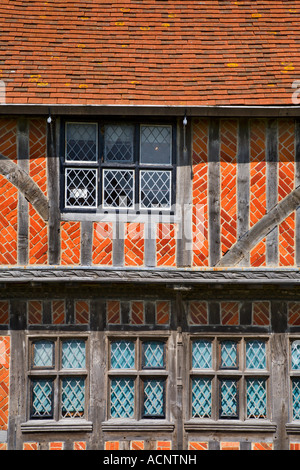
60 118 177 214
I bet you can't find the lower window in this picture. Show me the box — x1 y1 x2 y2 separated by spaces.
190 336 269 421
108 337 168 420
28 337 88 420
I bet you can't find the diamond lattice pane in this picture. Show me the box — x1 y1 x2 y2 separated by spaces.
220 379 238 418
31 379 53 418
140 125 172 165
65 168 97 208
62 340 86 369
140 170 171 209
103 169 134 208
111 340 135 369
61 378 85 418
192 340 212 369
104 124 134 162
246 340 266 370
110 378 135 418
292 341 300 370
143 379 165 417
33 340 54 368
246 378 267 419
292 379 300 420
192 378 212 418
220 341 238 369
66 123 97 162
143 341 165 369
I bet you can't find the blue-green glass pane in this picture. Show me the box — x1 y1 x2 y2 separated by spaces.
62 340 86 369
192 340 212 369
33 341 54 368
110 378 134 418
192 378 212 418
220 341 237 369
246 379 267 419
31 379 53 418
246 340 266 370
292 379 300 420
62 378 85 418
143 341 164 369
111 340 135 369
143 379 165 417
292 341 300 370
220 379 238 418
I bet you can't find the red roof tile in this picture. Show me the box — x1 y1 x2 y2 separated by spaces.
0 0 300 107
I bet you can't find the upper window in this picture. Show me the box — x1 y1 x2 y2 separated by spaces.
62 121 175 212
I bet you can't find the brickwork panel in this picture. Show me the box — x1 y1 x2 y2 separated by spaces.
124 222 144 267
52 300 65 325
288 302 300 326
156 223 176 267
0 336 10 431
188 442 208 450
0 177 18 265
156 301 170 325
74 441 86 450
131 441 144 450
156 441 172 450
188 301 208 325
107 300 121 325
192 118 209 266
250 119 267 230
220 120 238 256
221 301 239 325
279 213 295 266
0 302 9 325
75 300 90 324
130 301 144 325
29 118 47 196
92 222 113 266
29 205 48 264
221 442 240 451
28 300 42 325
252 301 270 326
250 238 266 267
61 221 81 265
252 442 273 451
23 442 39 450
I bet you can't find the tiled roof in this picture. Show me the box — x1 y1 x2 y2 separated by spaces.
0 0 300 107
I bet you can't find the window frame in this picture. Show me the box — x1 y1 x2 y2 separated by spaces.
27 335 89 422
189 334 270 422
60 118 177 214
106 334 169 421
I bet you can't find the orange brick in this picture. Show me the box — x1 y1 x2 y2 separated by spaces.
92 222 113 265
0 336 10 431
52 300 65 324
250 238 266 267
279 213 295 267
192 118 209 267
188 442 208 450
252 301 270 326
75 300 89 324
105 441 119 450
74 441 86 450
107 300 121 325
124 223 144 266
131 441 144 450
252 442 273 451
0 176 18 265
189 301 208 325
288 303 300 326
156 301 170 325
290 443 300 450
130 301 144 325
23 442 39 450
156 223 176 267
221 442 240 451
0 302 9 325
220 120 238 256
61 221 81 265
29 206 48 265
221 301 239 325
28 300 42 325
156 441 172 450
29 118 47 196
49 442 63 450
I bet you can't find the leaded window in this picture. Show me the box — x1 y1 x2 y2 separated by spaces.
28 337 88 420
190 336 269 421
62 121 175 212
108 337 167 420
290 340 300 420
